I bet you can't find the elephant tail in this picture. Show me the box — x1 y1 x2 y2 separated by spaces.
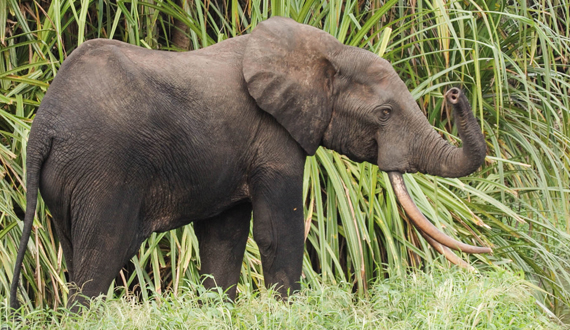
10 128 52 312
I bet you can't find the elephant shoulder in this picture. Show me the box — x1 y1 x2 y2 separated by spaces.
196 35 249 58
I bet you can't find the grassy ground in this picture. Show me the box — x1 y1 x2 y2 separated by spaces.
1 267 564 329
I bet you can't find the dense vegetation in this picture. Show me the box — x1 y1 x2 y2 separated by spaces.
1 0 569 322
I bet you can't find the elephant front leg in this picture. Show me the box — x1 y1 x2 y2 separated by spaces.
251 174 305 297
194 203 252 301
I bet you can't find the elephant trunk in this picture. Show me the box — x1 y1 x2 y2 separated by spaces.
420 88 486 178
387 89 491 269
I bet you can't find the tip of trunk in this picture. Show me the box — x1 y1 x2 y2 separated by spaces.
420 88 486 178
446 87 462 104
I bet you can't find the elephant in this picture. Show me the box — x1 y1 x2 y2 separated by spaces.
10 16 491 310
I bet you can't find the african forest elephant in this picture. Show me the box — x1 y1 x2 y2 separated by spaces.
11 16 491 309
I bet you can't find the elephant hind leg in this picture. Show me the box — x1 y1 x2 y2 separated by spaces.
67 191 145 310
194 203 252 301
47 211 75 283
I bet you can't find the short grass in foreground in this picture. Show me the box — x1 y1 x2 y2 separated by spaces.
2 267 563 329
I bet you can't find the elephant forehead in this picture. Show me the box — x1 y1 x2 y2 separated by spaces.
333 48 397 85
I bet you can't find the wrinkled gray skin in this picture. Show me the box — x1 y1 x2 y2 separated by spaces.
10 17 486 309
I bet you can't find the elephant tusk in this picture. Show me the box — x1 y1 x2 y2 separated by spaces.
417 229 476 272
388 171 492 254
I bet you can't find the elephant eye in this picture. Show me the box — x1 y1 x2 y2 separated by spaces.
377 106 392 121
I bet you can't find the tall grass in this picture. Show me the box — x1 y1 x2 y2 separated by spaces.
1 0 569 317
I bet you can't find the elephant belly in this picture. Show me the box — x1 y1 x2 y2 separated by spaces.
144 177 251 234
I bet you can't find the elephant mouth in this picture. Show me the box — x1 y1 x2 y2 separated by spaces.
387 171 491 270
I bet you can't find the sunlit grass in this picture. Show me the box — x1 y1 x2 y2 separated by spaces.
0 0 569 320
1 267 563 329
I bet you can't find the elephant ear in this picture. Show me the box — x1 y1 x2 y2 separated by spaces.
243 16 342 155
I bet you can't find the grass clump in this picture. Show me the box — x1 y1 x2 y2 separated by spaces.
1 268 562 329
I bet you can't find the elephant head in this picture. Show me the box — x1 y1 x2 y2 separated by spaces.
243 17 491 267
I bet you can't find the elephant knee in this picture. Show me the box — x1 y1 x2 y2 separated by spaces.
254 234 276 254
253 232 277 262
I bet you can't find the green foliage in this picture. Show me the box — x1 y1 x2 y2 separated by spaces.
1 0 569 319
1 267 563 329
